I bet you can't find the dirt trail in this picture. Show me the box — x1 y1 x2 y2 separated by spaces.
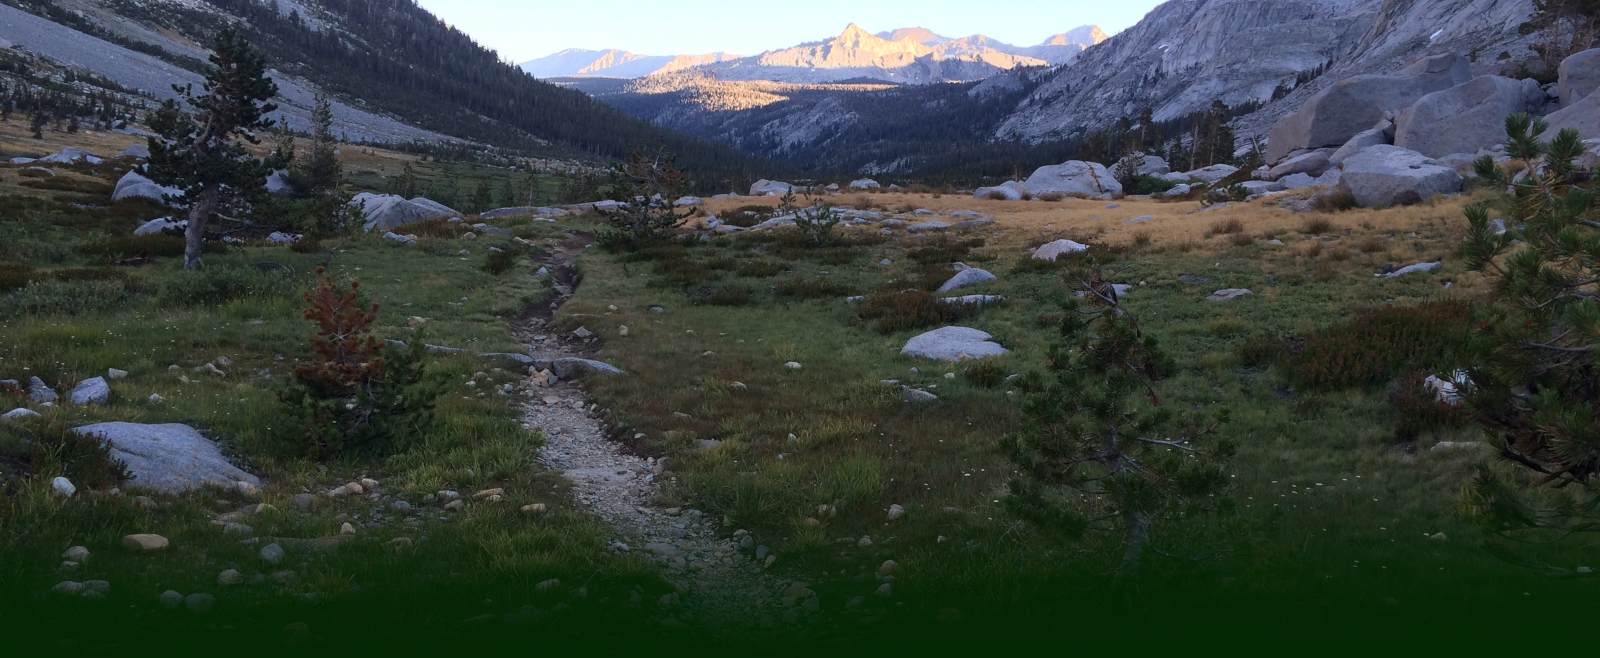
511 232 803 636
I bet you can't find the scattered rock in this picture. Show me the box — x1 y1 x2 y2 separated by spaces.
260 543 285 565
1269 150 1333 179
784 362 803 370
908 221 951 232
521 503 547 514
123 534 169 552
1385 262 1442 278
887 504 906 521
159 590 183 609
936 268 997 293
1184 164 1239 183
28 377 57 403
973 182 1025 200
113 171 183 204
1207 289 1254 302
903 388 938 403
51 476 75 497
2 408 41 421
217 569 244 586
107 368 128 381
69 377 110 406
874 583 893 597
1031 239 1088 261
749 180 795 196
62 546 90 562
849 178 881 190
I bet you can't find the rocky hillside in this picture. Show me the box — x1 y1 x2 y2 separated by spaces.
0 0 772 178
996 0 1542 144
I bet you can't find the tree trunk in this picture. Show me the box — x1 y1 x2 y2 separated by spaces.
1120 511 1151 577
183 187 219 270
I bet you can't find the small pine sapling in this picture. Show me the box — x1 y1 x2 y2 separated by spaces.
598 141 697 250
1002 266 1234 577
278 267 435 457
778 187 842 247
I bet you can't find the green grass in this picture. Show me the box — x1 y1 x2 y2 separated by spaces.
560 225 1600 636
0 199 681 649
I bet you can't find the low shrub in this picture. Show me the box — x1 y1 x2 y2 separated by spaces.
773 277 850 300
1210 218 1245 235
1311 188 1358 213
1134 175 1180 196
289 238 325 254
1389 375 1472 443
1302 216 1337 235
1239 333 1286 368
484 244 528 276
1290 301 1469 390
650 257 712 287
0 264 33 291
855 289 976 333
735 260 786 278
909 238 985 265
2 279 148 318
0 422 131 491
158 265 299 308
692 285 753 306
963 360 1006 388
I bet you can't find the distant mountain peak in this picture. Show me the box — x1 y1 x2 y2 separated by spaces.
876 27 945 45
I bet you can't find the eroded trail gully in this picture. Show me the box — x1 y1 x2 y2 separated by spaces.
509 234 820 637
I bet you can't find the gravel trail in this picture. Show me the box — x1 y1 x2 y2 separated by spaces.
510 234 809 636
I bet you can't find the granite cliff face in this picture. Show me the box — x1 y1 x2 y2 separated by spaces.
996 0 1540 144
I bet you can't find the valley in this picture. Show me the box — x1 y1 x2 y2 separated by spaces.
1 0 1599 651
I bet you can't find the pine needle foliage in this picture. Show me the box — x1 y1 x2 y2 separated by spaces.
1459 114 1600 567
1002 266 1234 576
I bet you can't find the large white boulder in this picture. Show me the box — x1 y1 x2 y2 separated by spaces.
1024 161 1121 199
848 179 881 190
1394 76 1547 158
265 169 294 196
350 193 456 231
1118 153 1170 176
71 423 261 494
1185 164 1239 183
118 144 150 159
1266 53 1473 163
937 268 997 292
112 171 183 204
1558 48 1600 107
901 327 1010 361
750 180 795 196
1340 145 1463 208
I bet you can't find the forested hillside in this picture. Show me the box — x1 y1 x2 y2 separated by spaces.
2 0 775 185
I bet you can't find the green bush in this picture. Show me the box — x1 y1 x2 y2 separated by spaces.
0 423 130 491
856 289 978 333
1134 175 1181 196
1 279 148 318
484 245 528 275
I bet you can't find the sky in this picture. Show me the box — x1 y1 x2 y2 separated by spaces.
414 0 1167 64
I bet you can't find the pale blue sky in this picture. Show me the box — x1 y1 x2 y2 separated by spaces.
414 0 1166 64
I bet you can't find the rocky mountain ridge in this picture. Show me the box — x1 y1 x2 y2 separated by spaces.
522 23 1106 84
997 0 1545 145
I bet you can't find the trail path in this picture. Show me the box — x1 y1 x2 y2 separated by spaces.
510 233 806 636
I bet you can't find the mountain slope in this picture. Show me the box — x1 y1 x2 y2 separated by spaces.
996 0 1540 144
520 49 740 79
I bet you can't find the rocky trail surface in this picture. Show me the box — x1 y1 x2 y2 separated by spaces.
511 233 837 639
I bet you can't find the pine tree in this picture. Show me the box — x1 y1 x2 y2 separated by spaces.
471 178 493 213
500 175 516 209
293 92 342 200
598 141 696 250
146 28 284 270
390 162 417 199
1460 114 1600 561
1002 265 1233 577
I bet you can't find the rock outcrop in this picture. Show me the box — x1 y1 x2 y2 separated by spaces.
1340 145 1462 207
749 180 795 196
1394 75 1547 158
1267 53 1473 163
1547 87 1600 140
